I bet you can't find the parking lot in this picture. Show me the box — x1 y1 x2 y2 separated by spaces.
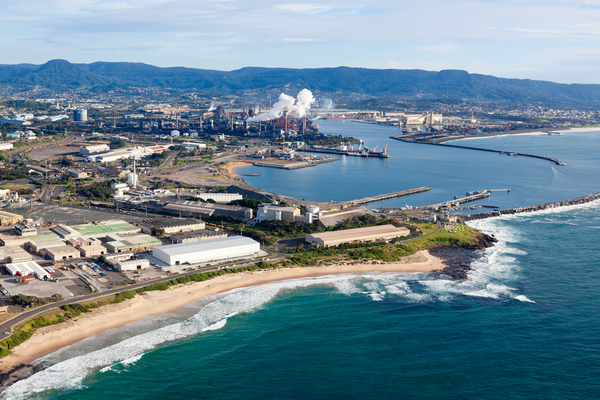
1 270 76 299
15 204 146 225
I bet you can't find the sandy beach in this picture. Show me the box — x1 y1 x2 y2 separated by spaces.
0 250 443 371
224 161 253 177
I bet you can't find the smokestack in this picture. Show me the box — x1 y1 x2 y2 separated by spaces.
303 116 306 134
285 112 288 132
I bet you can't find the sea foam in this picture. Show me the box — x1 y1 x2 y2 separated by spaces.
8 206 579 398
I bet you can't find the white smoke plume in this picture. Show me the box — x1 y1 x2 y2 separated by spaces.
248 89 315 122
207 103 216 112
321 98 334 110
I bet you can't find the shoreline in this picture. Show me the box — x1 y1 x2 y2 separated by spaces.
0 250 443 372
224 161 253 177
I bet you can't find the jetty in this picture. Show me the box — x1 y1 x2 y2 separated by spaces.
344 187 430 206
428 192 491 209
461 192 600 221
390 136 566 166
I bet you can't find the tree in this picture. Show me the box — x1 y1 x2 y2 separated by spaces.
51 293 64 302
58 156 73 167
151 227 166 237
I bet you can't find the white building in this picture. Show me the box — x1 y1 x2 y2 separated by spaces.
152 236 260 266
80 144 110 156
0 142 13 151
5 261 50 280
115 259 150 272
181 142 206 149
196 193 243 203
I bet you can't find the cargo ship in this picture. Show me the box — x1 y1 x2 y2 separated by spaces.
305 142 389 158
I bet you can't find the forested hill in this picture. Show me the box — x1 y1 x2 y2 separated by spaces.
1 59 600 106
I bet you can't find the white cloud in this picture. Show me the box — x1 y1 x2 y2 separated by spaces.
283 38 324 42
275 3 334 13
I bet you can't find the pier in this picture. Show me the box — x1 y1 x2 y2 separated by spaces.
428 192 491 209
390 136 566 166
344 187 430 206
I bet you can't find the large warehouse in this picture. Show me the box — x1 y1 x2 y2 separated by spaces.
153 236 261 266
305 224 411 247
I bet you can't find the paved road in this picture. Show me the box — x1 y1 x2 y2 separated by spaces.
40 185 52 203
149 151 178 176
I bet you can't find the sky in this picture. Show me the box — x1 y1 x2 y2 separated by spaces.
2 0 600 84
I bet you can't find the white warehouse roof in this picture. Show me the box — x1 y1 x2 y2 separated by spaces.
153 236 260 266
6 261 50 280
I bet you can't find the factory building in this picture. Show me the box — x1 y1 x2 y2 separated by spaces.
0 246 33 263
84 144 171 163
104 233 162 253
103 252 134 265
305 225 410 247
39 245 80 261
181 142 206 149
115 259 150 272
28 237 66 254
136 218 205 235
0 210 24 226
15 223 37 236
5 261 50 280
80 144 110 156
255 204 300 223
169 230 229 244
195 193 243 203
153 236 261 266
79 244 108 257
147 199 252 220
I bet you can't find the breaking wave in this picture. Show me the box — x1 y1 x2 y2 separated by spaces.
12 203 596 398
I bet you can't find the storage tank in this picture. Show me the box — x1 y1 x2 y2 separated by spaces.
127 173 138 188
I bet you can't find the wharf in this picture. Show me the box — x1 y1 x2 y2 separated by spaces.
428 192 491 209
304 146 390 159
252 157 337 170
390 136 566 166
344 187 430 206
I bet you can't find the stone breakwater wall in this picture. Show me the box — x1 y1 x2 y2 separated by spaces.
389 136 566 166
462 192 600 221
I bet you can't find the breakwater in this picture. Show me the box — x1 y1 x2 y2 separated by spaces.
345 187 431 206
390 136 566 166
462 192 600 221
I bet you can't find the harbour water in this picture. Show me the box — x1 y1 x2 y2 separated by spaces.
238 121 600 210
3 123 600 399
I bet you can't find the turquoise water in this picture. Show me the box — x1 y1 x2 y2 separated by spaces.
3 125 600 399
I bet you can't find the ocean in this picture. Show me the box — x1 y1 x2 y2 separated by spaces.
3 124 600 399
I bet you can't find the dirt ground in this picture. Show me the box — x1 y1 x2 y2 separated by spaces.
27 146 81 161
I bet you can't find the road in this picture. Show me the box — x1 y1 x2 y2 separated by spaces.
0 225 441 342
0 252 282 341
148 151 178 176
40 185 52 203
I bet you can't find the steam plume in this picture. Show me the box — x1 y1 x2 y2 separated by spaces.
248 89 315 122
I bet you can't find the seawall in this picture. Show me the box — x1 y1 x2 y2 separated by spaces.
390 136 566 166
461 192 600 221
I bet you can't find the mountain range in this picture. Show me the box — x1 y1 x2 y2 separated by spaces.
1 59 599 107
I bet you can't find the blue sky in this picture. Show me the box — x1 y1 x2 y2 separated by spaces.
2 0 600 83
